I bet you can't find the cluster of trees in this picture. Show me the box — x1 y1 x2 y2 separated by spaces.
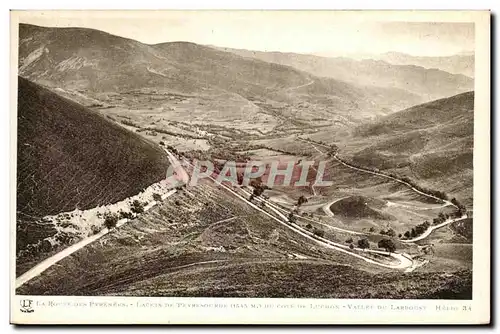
118 210 134 220
102 199 149 230
379 228 396 237
120 119 139 127
249 177 270 201
345 236 396 253
358 238 370 250
401 203 468 241
103 212 119 229
302 212 314 218
166 145 179 155
131 200 145 214
303 223 325 238
378 239 397 253
433 212 450 225
344 237 370 250
403 220 431 239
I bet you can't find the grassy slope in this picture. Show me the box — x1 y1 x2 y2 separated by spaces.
344 92 474 206
16 76 170 219
17 184 471 299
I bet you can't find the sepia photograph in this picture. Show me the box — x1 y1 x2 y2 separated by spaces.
10 10 490 324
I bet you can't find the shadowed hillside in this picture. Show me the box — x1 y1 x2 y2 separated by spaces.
16 76 170 220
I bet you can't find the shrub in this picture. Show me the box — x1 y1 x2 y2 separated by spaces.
305 223 313 230
358 238 370 250
91 225 102 235
345 237 353 244
131 200 145 214
297 195 308 207
313 228 325 238
152 193 162 202
103 212 119 229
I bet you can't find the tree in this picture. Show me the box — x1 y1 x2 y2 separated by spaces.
385 228 396 237
378 239 396 253
305 223 313 230
345 237 353 244
410 228 417 238
358 238 370 250
398 233 402 238
103 212 119 229
131 200 145 214
349 244 354 249
297 195 308 207
152 193 162 202
415 225 425 236
369 227 376 233
404 231 411 239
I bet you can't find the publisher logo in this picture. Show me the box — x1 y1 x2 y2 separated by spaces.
20 299 34 313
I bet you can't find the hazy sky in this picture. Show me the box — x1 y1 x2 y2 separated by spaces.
18 11 475 57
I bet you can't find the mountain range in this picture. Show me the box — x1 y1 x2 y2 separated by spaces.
214 46 473 102
374 51 474 78
18 23 470 124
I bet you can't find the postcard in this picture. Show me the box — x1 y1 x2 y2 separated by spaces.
10 10 490 325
